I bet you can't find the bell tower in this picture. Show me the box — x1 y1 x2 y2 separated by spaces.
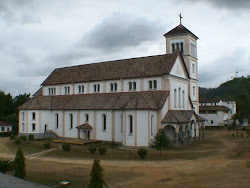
164 14 199 114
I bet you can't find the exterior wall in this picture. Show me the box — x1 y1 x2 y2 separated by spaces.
190 81 198 101
74 83 88 94
136 111 148 146
170 56 189 79
200 111 225 126
123 78 140 92
124 110 135 146
114 111 122 142
0 125 12 132
79 110 94 139
96 111 112 141
64 110 78 138
105 80 121 93
169 77 189 110
143 77 162 91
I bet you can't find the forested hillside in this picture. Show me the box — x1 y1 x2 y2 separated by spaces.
0 91 30 130
199 76 250 121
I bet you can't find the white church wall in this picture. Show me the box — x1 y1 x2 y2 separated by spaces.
150 111 158 139
42 86 60 96
170 56 189 79
25 110 40 133
114 111 123 142
136 111 149 146
189 60 197 80
90 81 104 93
169 77 189 110
143 77 162 91
125 110 135 146
64 111 78 138
190 81 198 101
105 80 121 93
40 111 64 137
96 111 112 141
74 83 88 94
79 110 94 139
123 78 140 92
60 84 74 95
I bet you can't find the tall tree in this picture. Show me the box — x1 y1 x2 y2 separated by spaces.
14 148 26 179
152 128 170 157
88 159 107 188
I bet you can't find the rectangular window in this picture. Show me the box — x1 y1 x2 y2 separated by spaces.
192 64 195 73
1 127 5 131
190 43 196 58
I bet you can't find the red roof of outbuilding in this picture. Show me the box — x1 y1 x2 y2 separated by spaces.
0 121 12 126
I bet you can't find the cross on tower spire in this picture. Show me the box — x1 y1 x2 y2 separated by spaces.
179 13 182 25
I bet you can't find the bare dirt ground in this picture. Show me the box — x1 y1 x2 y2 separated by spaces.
1 130 250 188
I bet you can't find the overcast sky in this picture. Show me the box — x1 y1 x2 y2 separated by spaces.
0 0 249 96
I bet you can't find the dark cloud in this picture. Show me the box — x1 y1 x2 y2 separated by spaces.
78 12 165 52
183 0 250 10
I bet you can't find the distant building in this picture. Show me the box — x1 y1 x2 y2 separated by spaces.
0 121 12 132
199 100 236 126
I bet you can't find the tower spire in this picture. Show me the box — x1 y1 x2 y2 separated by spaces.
179 13 182 25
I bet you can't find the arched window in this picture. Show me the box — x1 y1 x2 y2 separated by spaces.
22 123 25 131
153 80 157 89
178 87 181 108
78 85 84 93
110 83 113 91
180 42 184 54
174 89 177 108
120 114 123 133
69 114 73 129
97 84 100 92
129 115 133 134
172 43 175 52
55 113 59 128
193 86 195 96
114 83 117 91
133 82 136 90
22 112 25 121
85 114 89 122
93 84 96 92
32 123 36 131
128 82 132 90
102 114 106 131
176 43 179 50
149 80 152 89
32 112 36 120
151 115 154 135
182 91 185 108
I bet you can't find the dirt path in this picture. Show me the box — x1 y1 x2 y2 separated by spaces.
217 138 237 149
26 149 57 160
0 137 10 154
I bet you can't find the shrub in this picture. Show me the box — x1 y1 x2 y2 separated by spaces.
137 148 148 159
20 135 27 142
10 134 15 140
88 145 97 154
62 142 71 151
98 146 107 155
44 141 51 149
0 131 17 137
28 134 34 141
15 137 21 145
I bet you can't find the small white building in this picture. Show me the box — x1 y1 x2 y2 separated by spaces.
0 121 13 132
199 100 236 126
18 21 205 146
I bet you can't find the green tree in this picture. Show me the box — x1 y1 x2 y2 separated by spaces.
151 128 170 157
88 159 107 188
0 159 14 174
14 148 26 179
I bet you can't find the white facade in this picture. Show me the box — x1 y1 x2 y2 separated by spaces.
19 23 203 146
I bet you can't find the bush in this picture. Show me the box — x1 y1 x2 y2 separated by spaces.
88 145 97 154
62 142 71 151
43 141 51 149
20 135 27 141
98 146 107 155
28 134 34 141
137 148 148 159
0 131 17 137
15 137 21 145
10 134 15 140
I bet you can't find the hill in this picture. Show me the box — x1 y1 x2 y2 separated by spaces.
199 76 250 121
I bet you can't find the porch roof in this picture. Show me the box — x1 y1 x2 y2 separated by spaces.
76 123 93 130
161 110 194 123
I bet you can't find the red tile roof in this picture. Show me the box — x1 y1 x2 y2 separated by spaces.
0 121 12 126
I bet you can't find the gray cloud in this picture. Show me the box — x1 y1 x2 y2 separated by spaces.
183 0 250 10
78 12 165 52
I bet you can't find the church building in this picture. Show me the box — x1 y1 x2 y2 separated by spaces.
18 19 205 146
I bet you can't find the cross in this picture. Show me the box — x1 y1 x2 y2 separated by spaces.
179 13 182 25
